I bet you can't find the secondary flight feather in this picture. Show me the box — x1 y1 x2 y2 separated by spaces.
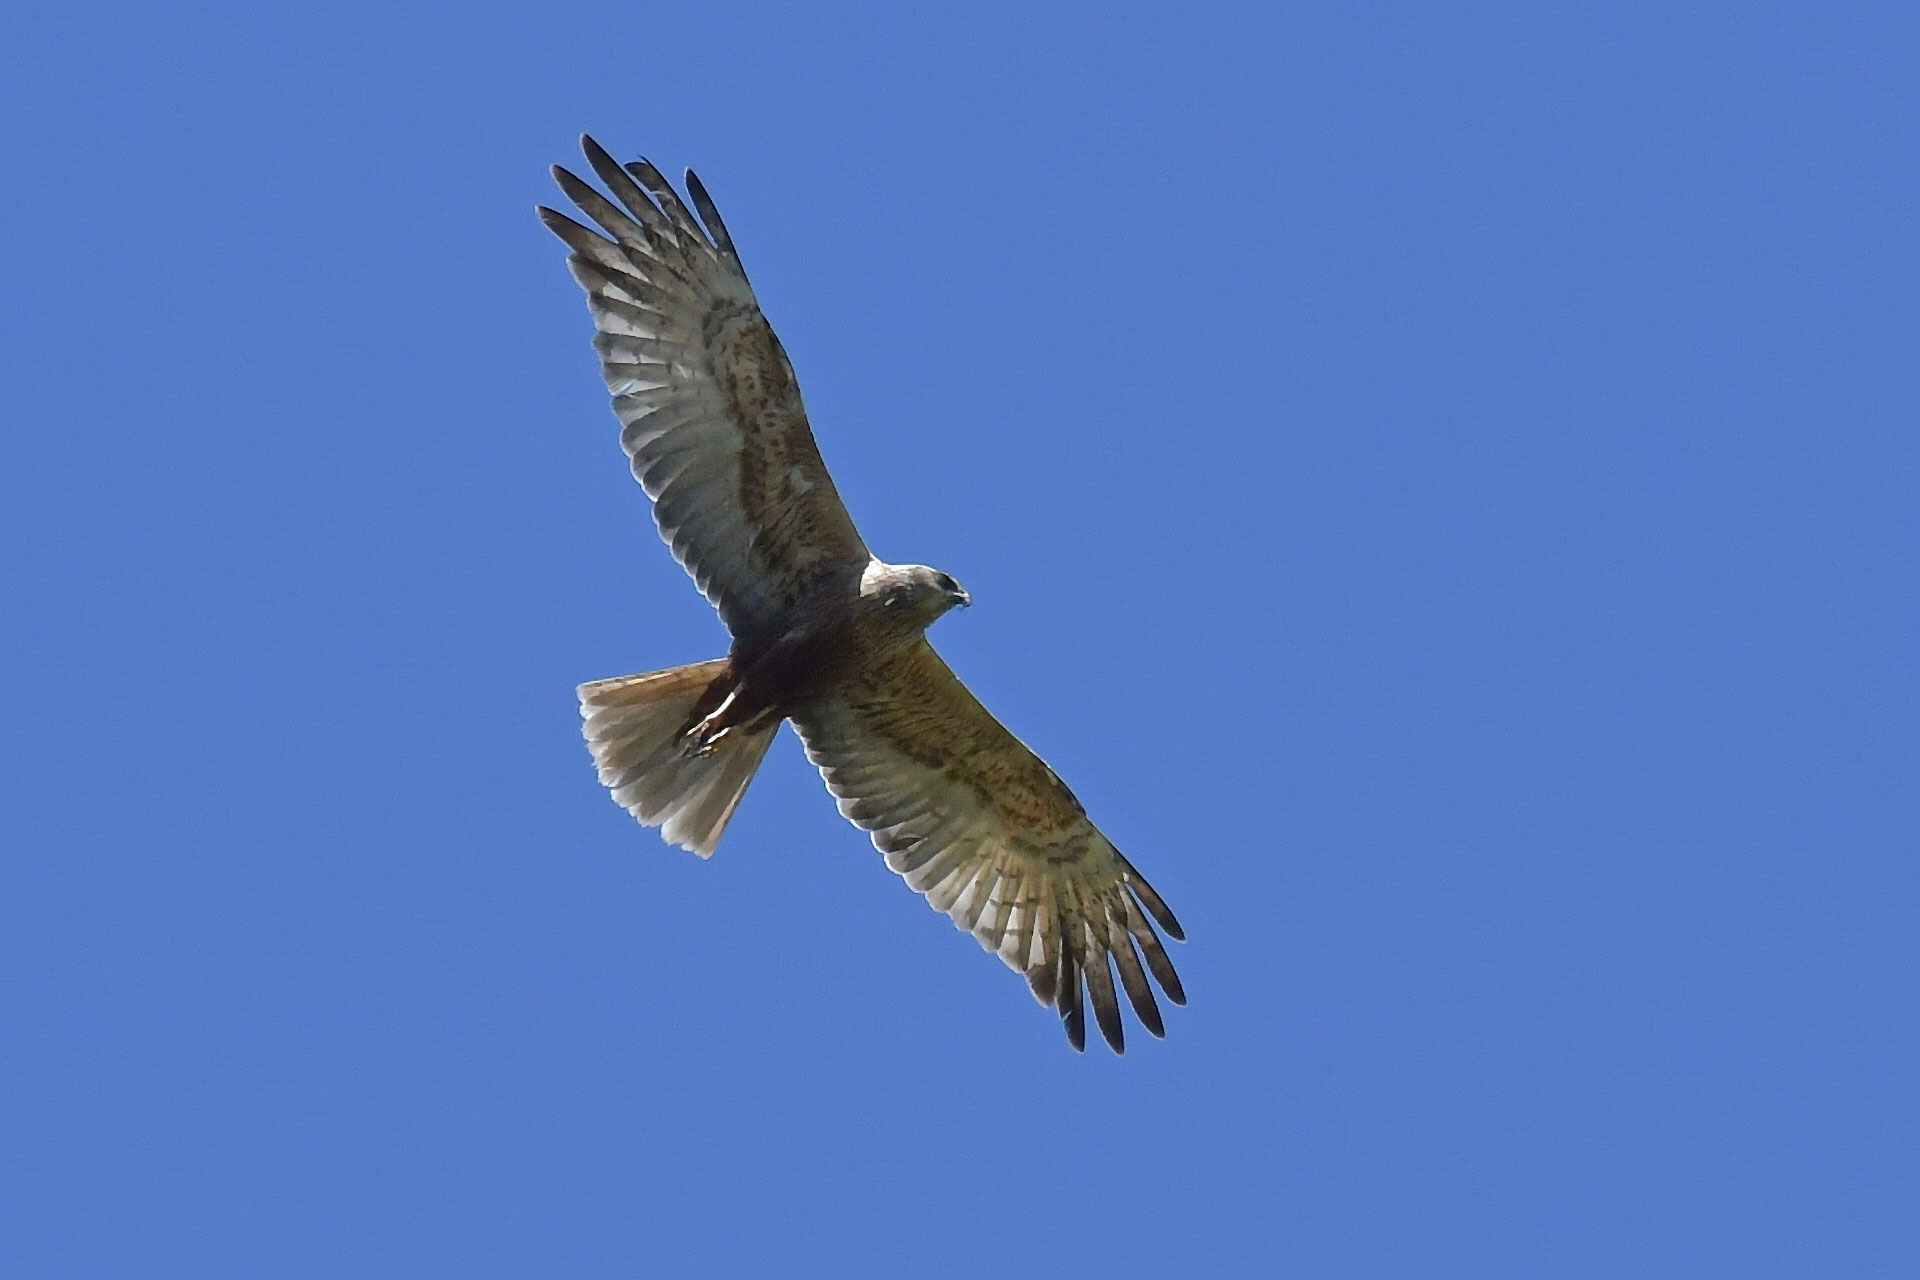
540 136 1184 1052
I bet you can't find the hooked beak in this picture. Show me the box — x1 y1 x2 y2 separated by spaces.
949 586 972 608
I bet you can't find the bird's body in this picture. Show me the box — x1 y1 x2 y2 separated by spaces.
542 137 1185 1052
710 562 966 728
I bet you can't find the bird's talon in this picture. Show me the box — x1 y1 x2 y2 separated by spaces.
679 721 728 758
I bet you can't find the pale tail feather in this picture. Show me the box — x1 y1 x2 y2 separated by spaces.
578 660 776 856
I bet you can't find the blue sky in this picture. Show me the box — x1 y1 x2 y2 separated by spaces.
5 3 1916 1275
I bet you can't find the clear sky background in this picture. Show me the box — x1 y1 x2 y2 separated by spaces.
5 3 1916 1275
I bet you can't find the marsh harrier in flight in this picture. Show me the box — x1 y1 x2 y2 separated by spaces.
540 137 1185 1052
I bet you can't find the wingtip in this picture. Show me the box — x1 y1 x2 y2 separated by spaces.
625 156 672 191
578 132 609 161
581 136 623 172
1126 874 1185 942
536 204 587 236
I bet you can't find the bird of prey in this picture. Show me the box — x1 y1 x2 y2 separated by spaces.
539 137 1185 1052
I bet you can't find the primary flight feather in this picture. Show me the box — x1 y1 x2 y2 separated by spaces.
541 136 1185 1052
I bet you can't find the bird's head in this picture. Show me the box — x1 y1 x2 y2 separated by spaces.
863 561 971 631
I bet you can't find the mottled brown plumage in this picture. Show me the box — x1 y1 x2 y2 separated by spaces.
544 137 1184 1052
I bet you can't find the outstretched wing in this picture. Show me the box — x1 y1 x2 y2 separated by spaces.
540 136 869 635
789 642 1186 1053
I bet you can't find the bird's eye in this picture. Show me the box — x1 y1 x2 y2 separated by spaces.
937 574 957 594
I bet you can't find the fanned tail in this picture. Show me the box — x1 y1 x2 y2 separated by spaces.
578 660 777 856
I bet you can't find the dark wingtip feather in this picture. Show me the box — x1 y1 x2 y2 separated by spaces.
624 158 712 251
1064 1003 1087 1052
580 133 615 168
538 207 621 263
625 156 669 190
578 137 670 233
537 204 590 236
1127 875 1185 942
1126 908 1187 1008
1140 1005 1167 1037
1086 952 1126 1054
1111 932 1165 1038
551 165 595 204
684 168 743 270
1057 951 1086 1052
579 138 622 191
1146 925 1188 1006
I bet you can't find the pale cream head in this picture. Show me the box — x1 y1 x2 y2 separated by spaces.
860 560 971 630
